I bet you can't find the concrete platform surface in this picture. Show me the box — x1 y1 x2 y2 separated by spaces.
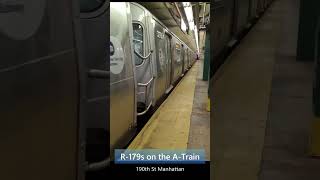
188 58 210 160
128 62 199 149
259 0 320 179
212 0 320 180
211 1 283 180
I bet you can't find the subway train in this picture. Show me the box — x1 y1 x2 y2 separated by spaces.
0 0 196 179
110 1 197 157
212 0 274 74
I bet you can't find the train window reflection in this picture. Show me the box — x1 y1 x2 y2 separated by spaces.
133 23 144 65
175 43 181 63
79 0 106 12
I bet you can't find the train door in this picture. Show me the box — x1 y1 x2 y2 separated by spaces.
172 39 182 83
130 3 154 115
189 50 192 67
184 47 188 71
153 21 167 102
186 48 189 68
181 44 185 74
187 50 190 67
164 33 173 93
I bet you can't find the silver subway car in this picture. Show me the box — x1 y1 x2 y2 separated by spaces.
129 2 196 115
109 2 196 156
110 2 137 157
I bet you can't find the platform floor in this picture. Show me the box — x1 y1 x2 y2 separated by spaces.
212 3 280 179
259 0 320 179
188 58 210 160
129 60 209 157
212 0 320 180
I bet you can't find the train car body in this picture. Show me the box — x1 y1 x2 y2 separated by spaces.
109 2 196 158
152 17 172 103
129 2 195 112
171 36 184 83
110 2 137 158
1 1 197 178
183 44 189 72
130 2 154 113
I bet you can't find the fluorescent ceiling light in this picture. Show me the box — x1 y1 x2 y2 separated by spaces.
181 18 187 32
194 26 200 52
183 2 194 30
183 2 199 52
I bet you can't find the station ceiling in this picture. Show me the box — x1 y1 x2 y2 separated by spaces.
138 2 210 52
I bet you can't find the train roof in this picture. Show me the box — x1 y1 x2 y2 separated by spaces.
130 2 196 52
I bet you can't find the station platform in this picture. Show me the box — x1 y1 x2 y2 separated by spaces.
128 59 210 160
212 0 320 179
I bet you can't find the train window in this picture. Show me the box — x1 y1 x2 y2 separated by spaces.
133 23 144 65
79 0 106 12
175 43 181 63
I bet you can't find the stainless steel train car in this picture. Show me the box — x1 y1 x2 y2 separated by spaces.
110 2 196 157
212 0 274 74
110 2 136 159
0 1 196 178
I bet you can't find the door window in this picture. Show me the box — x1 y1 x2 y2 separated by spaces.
133 23 144 65
175 43 181 63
